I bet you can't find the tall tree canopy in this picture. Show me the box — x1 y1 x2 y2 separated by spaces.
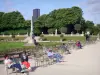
34 6 83 34
0 11 30 34
0 6 99 35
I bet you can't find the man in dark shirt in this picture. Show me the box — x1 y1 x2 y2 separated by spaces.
85 34 90 41
20 51 28 62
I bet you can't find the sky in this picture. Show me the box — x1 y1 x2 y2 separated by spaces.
0 0 100 24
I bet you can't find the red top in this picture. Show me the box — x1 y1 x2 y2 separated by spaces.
22 61 30 69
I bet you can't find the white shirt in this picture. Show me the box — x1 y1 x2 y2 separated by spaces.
47 52 54 57
4 59 12 68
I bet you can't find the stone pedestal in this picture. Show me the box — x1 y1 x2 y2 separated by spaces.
27 37 34 44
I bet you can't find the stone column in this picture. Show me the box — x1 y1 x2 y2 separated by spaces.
55 29 57 36
30 16 33 37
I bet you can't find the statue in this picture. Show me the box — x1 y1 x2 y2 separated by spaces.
55 29 57 36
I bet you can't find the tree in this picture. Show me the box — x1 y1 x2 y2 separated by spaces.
60 27 67 33
48 28 54 34
85 21 94 33
0 12 5 31
34 6 83 34
80 18 86 33
24 20 31 28
97 24 100 31
60 33 64 41
0 7 96 35
74 24 81 33
0 11 27 34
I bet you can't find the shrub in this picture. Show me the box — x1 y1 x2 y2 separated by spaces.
40 34 44 38
11 33 15 38
60 33 64 38
60 27 67 33
42 37 47 41
62 38 66 41
48 28 54 34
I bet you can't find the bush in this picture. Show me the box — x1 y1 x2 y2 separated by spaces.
13 38 19 41
11 33 15 38
40 34 44 38
0 29 28 35
60 34 64 38
48 28 54 34
60 27 67 33
0 38 4 41
62 38 66 41
42 37 47 41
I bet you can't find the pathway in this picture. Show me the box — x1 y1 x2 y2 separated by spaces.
0 42 100 75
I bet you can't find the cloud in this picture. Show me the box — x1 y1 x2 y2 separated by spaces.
87 0 100 5
87 1 100 14
86 0 100 13
80 0 100 24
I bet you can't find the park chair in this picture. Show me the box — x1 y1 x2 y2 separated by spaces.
5 57 29 75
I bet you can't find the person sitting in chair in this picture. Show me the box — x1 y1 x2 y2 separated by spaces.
47 50 63 62
20 51 28 62
61 43 71 54
76 41 82 49
4 54 22 72
20 51 32 71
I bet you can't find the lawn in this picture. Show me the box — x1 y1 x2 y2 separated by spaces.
0 42 24 52
0 36 97 51
45 36 85 41
0 42 62 51
39 42 61 46
45 36 97 41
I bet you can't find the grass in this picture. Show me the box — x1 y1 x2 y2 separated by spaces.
0 36 97 51
0 35 97 41
0 42 24 52
45 36 85 41
45 36 97 41
39 42 61 46
0 42 62 51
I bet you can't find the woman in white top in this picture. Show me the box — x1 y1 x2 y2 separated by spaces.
4 54 22 71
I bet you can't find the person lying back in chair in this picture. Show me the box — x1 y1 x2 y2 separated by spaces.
4 54 32 73
4 54 22 72
47 50 63 62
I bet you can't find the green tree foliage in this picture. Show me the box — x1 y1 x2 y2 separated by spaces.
97 24 100 31
60 27 67 33
85 21 94 32
74 24 81 33
2 11 25 30
0 7 99 35
48 28 54 34
34 6 83 34
92 26 99 35
0 11 29 34
0 12 5 31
